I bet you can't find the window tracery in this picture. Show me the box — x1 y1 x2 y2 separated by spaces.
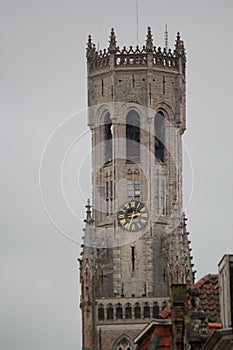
116 339 132 350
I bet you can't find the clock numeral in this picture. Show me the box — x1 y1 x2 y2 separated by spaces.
142 213 148 217
132 224 136 231
131 201 135 208
137 202 141 208
118 214 125 219
141 219 146 223
140 207 146 212
120 219 126 225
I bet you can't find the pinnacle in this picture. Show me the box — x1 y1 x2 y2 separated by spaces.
146 26 153 50
109 27 117 52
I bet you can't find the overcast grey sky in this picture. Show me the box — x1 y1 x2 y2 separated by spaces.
1 0 233 349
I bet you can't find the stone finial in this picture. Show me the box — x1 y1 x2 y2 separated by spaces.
87 34 92 49
175 32 186 57
109 28 117 53
84 199 94 224
86 35 93 58
146 26 153 51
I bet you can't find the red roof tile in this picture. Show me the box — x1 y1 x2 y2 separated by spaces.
193 274 220 323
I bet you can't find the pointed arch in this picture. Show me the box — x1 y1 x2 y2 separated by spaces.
126 109 140 163
112 334 133 350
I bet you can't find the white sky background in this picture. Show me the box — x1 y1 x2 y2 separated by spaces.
1 0 233 349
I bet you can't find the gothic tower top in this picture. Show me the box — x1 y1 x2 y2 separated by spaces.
80 26 192 350
86 27 186 76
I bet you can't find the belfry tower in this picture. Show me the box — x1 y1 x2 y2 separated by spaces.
79 28 193 350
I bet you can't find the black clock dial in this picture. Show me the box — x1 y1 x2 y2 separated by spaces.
117 200 148 231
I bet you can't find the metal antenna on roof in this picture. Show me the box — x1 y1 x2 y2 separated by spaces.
165 24 168 50
136 0 139 44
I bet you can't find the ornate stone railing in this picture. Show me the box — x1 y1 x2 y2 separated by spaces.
86 28 185 74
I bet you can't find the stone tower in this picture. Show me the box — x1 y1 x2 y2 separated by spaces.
79 27 193 350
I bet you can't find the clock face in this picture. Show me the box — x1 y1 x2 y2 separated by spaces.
117 200 149 232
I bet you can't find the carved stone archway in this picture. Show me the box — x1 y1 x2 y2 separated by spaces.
112 334 134 350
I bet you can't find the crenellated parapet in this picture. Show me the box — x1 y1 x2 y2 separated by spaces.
86 27 186 75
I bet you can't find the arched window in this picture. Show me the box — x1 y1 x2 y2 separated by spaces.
155 111 165 163
98 304 105 320
125 303 132 319
134 303 141 319
161 300 168 311
104 113 112 164
153 302 160 318
116 303 123 319
126 110 140 163
144 303 150 318
113 335 133 350
107 303 114 320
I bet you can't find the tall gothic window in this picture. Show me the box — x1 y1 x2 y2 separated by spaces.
155 111 165 163
104 113 112 164
126 110 140 163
